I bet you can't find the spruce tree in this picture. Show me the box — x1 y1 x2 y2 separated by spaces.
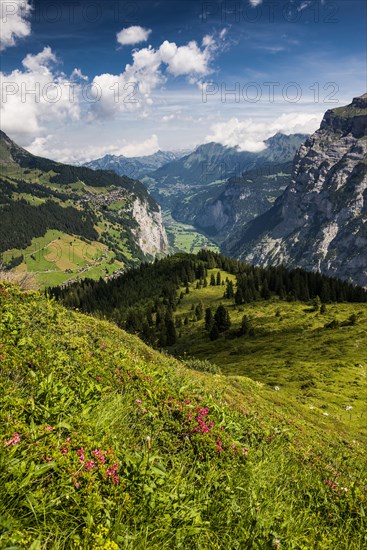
235 287 244 305
225 280 234 299
209 323 220 341
195 302 204 320
214 305 231 332
205 307 213 330
238 315 250 336
166 316 177 345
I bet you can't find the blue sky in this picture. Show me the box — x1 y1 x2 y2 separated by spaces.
1 0 366 161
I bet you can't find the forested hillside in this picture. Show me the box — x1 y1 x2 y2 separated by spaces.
0 131 168 287
50 251 367 346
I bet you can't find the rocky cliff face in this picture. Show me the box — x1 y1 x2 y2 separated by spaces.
131 197 169 257
223 94 367 286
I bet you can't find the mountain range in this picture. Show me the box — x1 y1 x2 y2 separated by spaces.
83 149 190 180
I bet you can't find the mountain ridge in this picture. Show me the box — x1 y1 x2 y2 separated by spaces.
223 94 367 286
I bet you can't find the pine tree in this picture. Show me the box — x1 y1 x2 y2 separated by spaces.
185 285 190 294
209 323 220 341
235 287 244 305
238 315 250 336
214 305 231 332
312 296 321 311
225 280 234 299
166 316 177 345
216 271 221 286
205 307 213 330
203 278 208 288
210 274 216 286
195 302 204 320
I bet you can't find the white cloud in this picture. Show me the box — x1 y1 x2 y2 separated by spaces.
0 0 32 50
159 39 213 77
26 134 124 163
26 133 160 163
205 112 323 151
89 34 219 121
71 68 88 81
249 0 263 6
0 47 81 141
120 134 159 157
117 26 152 46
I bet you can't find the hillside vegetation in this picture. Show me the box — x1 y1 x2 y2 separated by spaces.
50 252 367 444
2 279 366 547
0 132 167 288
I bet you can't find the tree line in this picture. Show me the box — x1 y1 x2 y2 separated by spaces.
48 250 367 348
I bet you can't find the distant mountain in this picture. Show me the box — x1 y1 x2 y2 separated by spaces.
144 133 307 238
83 150 190 180
223 94 367 287
0 131 169 287
173 159 294 241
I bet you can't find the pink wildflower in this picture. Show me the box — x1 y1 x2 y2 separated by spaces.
135 399 142 404
76 448 85 462
106 462 118 484
5 433 20 447
60 448 68 455
84 460 95 472
92 449 107 464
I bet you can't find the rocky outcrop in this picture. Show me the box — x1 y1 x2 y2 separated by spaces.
132 198 169 257
223 94 367 286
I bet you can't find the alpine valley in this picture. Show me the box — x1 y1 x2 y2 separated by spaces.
1 2 367 547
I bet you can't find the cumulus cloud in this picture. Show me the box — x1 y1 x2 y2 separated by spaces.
89 33 219 121
249 0 263 6
159 38 213 77
0 0 32 50
0 47 81 141
26 134 124 164
117 26 152 46
205 112 323 151
26 133 160 163
120 134 160 157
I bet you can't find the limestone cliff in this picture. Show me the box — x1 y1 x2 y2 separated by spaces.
223 94 367 286
131 197 169 258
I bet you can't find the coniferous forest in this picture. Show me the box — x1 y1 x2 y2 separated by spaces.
49 250 367 347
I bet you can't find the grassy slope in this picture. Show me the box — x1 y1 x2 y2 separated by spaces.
170 270 367 444
3 231 123 288
0 284 366 549
0 168 145 285
162 211 219 254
